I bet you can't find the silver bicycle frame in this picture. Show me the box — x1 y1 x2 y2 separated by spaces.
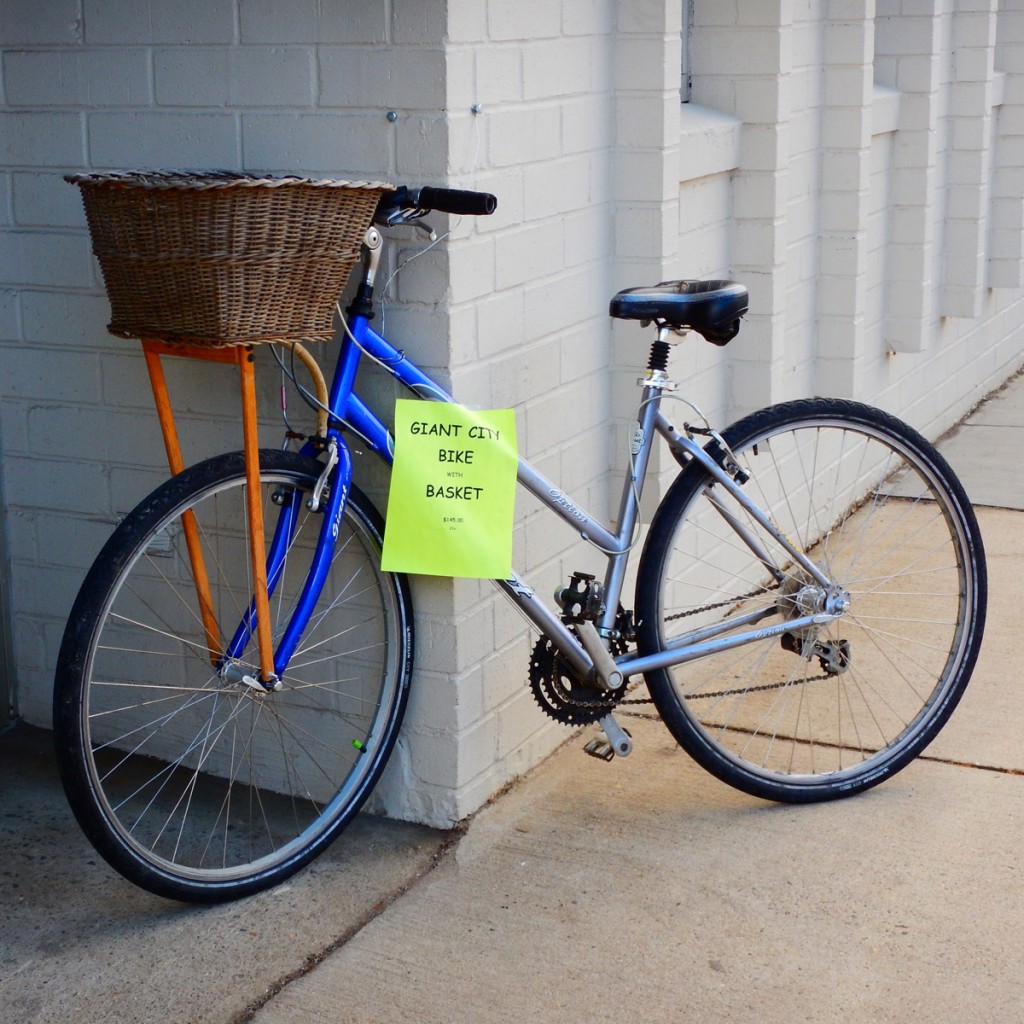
493 393 839 683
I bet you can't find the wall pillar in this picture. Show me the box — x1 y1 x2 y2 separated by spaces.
693 0 795 417
989 2 1024 288
874 0 947 353
610 0 682 513
941 0 999 318
815 4 876 399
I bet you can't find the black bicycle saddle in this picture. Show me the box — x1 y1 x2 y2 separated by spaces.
609 279 748 345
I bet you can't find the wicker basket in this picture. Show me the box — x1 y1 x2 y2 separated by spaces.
66 170 394 347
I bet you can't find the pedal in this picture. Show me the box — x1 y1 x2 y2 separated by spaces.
583 719 633 762
584 731 616 762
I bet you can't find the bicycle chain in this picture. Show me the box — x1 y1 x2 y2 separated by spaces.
674 671 834 702
530 580 829 716
614 585 782 704
619 665 834 707
664 581 780 623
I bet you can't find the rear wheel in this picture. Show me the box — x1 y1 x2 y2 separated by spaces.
636 399 986 802
54 450 413 901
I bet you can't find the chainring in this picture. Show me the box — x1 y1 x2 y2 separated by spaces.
529 631 628 726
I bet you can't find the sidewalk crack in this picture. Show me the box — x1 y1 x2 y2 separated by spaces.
229 822 468 1024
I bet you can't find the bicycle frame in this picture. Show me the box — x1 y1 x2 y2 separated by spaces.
228 299 840 692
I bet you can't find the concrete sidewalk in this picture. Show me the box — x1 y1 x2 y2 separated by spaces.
3 374 1023 1024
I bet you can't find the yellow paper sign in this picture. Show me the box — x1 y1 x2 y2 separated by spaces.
381 400 518 579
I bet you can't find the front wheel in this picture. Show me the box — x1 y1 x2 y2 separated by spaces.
54 450 413 901
635 399 986 803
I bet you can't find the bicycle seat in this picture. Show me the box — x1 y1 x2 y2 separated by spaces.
609 279 748 345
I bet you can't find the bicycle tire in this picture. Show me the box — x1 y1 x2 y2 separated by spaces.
635 398 986 802
54 449 413 902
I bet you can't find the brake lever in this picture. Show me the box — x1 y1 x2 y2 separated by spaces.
411 220 437 242
384 207 437 242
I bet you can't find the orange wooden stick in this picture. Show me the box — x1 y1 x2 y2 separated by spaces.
237 349 277 684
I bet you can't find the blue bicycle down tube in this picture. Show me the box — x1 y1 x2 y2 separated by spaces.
336 316 455 458
224 478 303 664
223 434 353 675
344 392 393 462
272 431 354 673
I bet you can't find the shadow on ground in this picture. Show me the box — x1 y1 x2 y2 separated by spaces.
0 724 450 1024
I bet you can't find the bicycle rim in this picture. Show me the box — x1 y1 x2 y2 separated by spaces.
636 400 985 801
55 451 412 899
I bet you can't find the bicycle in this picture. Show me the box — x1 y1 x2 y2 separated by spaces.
53 184 987 902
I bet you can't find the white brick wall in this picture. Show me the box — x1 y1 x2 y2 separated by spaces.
691 0 795 418
2 0 1024 812
0 0 457 815
0 0 626 826
436 1 623 817
685 0 1024 435
990 11 1024 287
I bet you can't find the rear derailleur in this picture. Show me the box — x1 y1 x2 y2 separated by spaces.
780 632 851 675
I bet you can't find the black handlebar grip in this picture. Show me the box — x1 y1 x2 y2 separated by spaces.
413 186 497 216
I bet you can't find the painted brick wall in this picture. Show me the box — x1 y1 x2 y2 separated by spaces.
689 0 1024 434
417 1 619 817
0 0 462 826
3 0 1024 831
0 0 625 828
861 0 1024 429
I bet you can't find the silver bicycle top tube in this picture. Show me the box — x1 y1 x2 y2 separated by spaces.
516 459 622 553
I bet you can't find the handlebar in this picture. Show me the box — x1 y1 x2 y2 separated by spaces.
374 185 497 224
415 186 497 216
